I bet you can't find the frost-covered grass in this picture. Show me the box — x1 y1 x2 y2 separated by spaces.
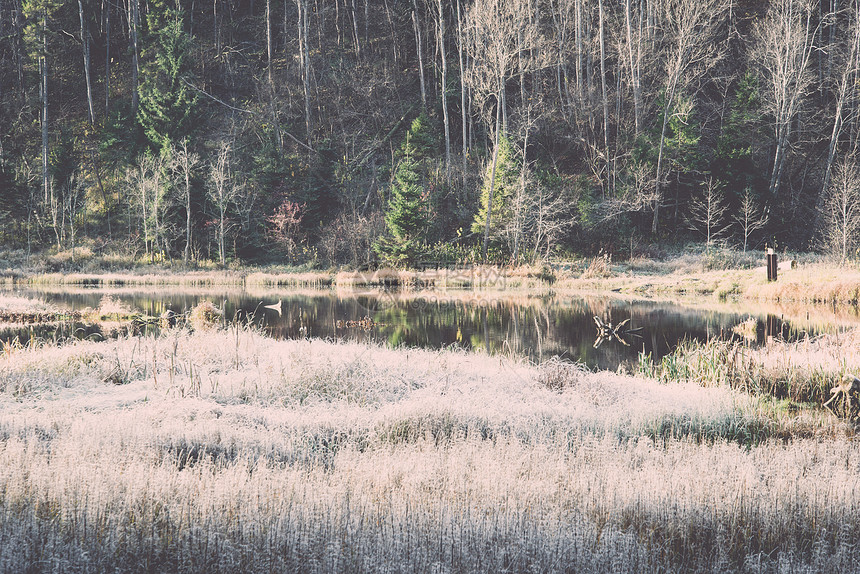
0 294 59 314
1 329 860 572
639 329 860 408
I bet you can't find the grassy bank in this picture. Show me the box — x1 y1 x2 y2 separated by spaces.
2 326 860 572
4 248 859 307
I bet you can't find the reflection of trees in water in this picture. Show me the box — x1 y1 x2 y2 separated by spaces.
3 287 848 371
0 322 105 346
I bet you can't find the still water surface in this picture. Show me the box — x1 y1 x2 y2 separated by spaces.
5 285 856 371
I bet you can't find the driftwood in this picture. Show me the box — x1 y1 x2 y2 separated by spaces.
823 374 860 419
593 316 643 349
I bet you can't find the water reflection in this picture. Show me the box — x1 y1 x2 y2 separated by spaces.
1 286 856 371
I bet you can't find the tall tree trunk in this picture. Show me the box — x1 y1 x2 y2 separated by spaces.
130 0 140 118
456 0 468 181
79 0 95 124
514 111 531 263
297 0 312 140
219 205 226 267
574 0 583 104
214 0 220 57
182 139 192 266
383 0 398 64
350 0 361 58
14 0 25 104
598 0 610 197
40 8 49 207
625 0 641 135
437 0 451 184
266 0 273 85
412 2 426 110
104 0 110 115
822 4 859 200
652 78 679 234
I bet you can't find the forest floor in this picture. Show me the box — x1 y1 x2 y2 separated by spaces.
1 317 859 572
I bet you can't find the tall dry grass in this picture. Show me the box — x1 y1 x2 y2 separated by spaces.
638 329 860 407
1 329 859 572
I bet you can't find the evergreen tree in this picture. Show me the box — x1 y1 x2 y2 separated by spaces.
374 114 439 267
375 136 428 267
713 72 765 198
471 135 519 247
137 7 198 152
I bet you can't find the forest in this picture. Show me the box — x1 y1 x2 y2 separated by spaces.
0 0 858 268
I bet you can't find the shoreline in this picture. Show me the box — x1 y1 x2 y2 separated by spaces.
2 257 858 306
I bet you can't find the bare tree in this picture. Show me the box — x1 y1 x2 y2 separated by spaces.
455 0 469 177
130 0 140 118
465 0 541 261
127 152 172 262
733 187 768 253
412 0 426 109
598 0 611 193
208 142 238 267
62 171 86 261
266 0 273 86
296 0 312 140
624 0 643 135
820 159 860 261
752 0 818 201
433 0 451 183
78 0 94 124
821 3 860 200
651 0 729 233
686 177 730 247
172 138 199 266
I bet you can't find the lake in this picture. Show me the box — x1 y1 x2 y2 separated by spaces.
2 285 857 371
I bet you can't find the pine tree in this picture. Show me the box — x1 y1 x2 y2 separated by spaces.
374 114 437 267
375 144 426 267
137 7 198 152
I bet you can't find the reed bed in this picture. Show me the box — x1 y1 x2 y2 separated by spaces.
638 329 860 407
2 328 860 572
244 270 334 287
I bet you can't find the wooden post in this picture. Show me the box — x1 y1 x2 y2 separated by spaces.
766 247 778 282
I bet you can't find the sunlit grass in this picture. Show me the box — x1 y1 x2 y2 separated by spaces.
2 326 860 572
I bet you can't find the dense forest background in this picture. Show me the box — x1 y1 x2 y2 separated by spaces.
0 0 859 268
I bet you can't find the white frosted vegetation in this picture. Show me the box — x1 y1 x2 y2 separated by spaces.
1 329 858 572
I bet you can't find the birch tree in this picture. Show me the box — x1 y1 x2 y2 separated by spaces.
296 0 312 140
821 3 860 200
208 142 236 267
433 0 451 182
753 0 818 202
78 0 94 124
172 138 199 266
821 159 860 261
